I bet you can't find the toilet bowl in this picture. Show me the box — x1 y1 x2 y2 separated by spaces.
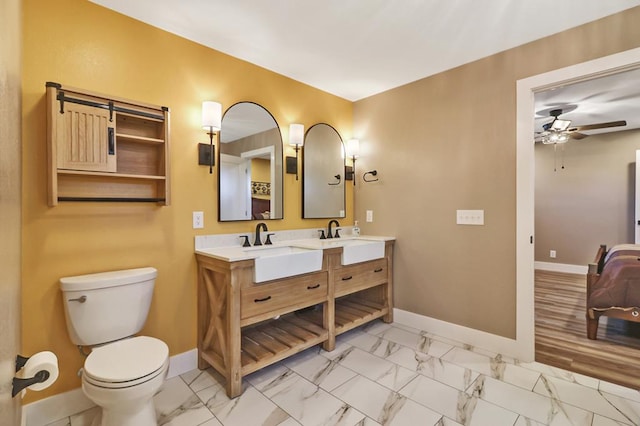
59 268 168 426
82 336 169 426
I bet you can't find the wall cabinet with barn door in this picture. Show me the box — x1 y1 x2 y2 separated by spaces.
46 82 170 206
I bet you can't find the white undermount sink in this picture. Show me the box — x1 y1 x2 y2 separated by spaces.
247 245 323 283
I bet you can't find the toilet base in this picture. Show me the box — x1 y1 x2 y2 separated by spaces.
82 355 168 426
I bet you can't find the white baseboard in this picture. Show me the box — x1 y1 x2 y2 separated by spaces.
22 348 199 426
22 387 93 426
166 348 198 379
534 261 588 275
393 308 532 362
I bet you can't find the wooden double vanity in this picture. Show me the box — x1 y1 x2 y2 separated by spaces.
195 237 394 397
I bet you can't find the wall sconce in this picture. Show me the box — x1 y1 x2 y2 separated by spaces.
346 138 360 186
288 123 304 180
199 101 222 174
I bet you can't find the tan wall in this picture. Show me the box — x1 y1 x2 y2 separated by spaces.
22 0 352 402
353 7 640 338
0 0 22 422
535 130 640 265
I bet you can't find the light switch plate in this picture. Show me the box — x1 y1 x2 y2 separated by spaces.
366 210 373 222
456 209 484 225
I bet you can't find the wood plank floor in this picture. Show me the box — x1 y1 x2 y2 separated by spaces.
535 269 640 390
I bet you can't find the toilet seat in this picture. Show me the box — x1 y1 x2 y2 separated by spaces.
83 336 168 389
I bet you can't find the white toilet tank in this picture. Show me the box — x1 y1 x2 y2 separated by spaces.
60 267 157 346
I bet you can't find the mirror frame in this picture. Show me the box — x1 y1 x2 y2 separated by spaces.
301 123 346 219
217 101 284 222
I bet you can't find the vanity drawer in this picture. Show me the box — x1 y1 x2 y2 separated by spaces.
334 258 388 297
241 272 328 322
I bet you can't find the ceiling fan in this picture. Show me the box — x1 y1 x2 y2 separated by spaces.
535 108 627 145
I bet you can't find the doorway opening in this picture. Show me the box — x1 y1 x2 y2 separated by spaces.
516 47 640 376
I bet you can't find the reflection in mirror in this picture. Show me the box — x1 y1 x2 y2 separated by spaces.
302 123 346 219
218 102 283 221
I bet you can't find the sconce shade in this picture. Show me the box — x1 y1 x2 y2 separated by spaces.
202 101 222 131
289 123 304 146
346 138 360 158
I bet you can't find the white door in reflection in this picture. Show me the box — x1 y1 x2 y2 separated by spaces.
220 154 251 220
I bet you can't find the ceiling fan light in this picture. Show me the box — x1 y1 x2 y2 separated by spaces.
551 119 571 131
543 132 569 144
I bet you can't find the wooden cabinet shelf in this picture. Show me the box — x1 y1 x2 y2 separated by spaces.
196 240 394 398
58 169 167 180
241 314 328 375
115 133 165 144
46 82 170 205
296 295 389 335
335 296 389 334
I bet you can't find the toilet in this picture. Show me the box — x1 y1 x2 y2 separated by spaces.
60 267 169 426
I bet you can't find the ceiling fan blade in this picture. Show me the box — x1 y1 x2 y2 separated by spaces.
568 120 627 132
569 132 588 140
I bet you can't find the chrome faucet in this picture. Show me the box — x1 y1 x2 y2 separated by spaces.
254 222 268 246
327 220 340 239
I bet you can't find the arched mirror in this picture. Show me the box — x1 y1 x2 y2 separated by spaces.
218 102 283 221
302 123 346 218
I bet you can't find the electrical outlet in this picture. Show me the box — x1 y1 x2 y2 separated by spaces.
456 209 484 225
550 250 556 259
366 210 373 222
193 211 204 229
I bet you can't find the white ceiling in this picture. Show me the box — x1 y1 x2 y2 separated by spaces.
90 0 640 101
534 67 640 137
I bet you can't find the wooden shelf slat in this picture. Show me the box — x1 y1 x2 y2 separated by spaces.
257 324 305 347
241 336 274 362
57 169 166 180
116 133 165 144
245 330 291 353
117 110 165 122
285 315 327 335
275 321 320 341
344 297 385 312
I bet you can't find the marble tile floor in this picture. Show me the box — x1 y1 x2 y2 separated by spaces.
46 321 640 426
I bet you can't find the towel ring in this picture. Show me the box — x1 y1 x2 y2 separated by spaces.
363 170 378 182
328 174 341 185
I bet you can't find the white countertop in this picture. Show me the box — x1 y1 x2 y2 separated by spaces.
195 235 395 262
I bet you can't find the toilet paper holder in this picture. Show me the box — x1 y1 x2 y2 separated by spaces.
12 354 51 398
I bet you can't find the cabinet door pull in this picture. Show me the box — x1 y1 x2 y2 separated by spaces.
108 127 115 155
307 284 320 290
341 276 353 281
254 296 272 303
374 268 383 273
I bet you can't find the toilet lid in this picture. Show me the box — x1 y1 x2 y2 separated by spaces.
84 336 168 383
